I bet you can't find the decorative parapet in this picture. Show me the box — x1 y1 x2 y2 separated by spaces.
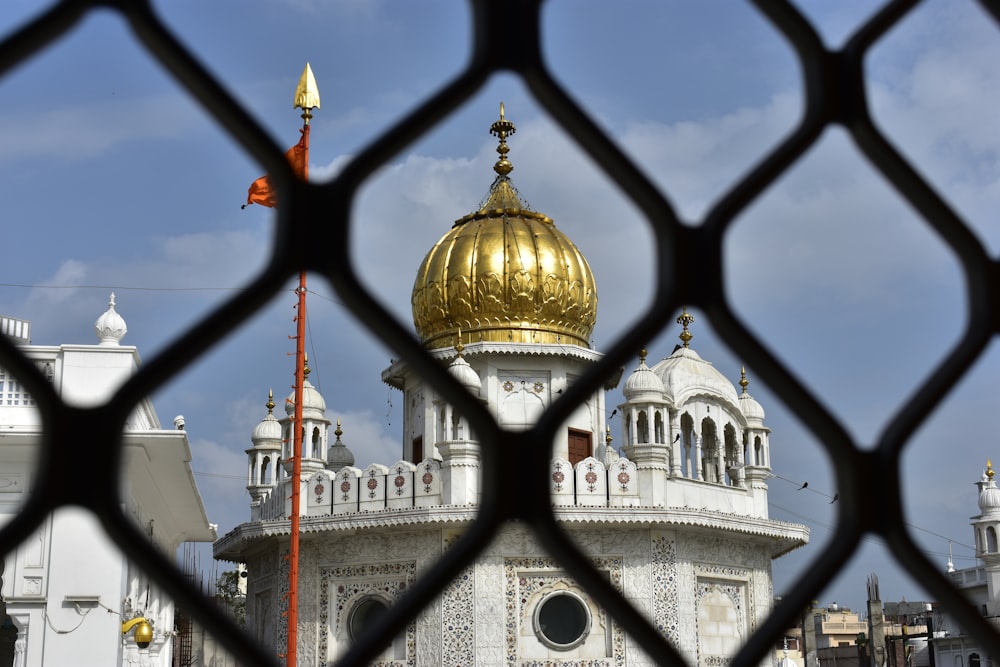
251 453 771 520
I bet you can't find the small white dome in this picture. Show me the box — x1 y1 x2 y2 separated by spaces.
623 353 665 401
252 393 282 446
651 347 740 408
448 352 482 395
253 413 282 444
738 368 765 424
979 463 1000 514
286 377 327 418
94 293 127 345
739 392 765 422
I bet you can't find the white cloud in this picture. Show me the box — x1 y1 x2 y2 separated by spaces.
0 93 202 165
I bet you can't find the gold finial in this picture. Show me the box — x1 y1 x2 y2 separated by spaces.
490 101 517 176
303 353 311 378
639 348 647 364
677 307 694 348
455 328 465 356
740 366 749 394
335 418 343 440
294 62 321 123
605 424 613 446
989 459 995 480
266 389 275 414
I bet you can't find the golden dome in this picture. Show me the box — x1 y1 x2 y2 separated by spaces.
411 105 598 349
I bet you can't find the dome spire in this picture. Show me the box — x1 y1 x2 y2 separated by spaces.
490 102 516 176
677 307 694 348
266 389 275 414
740 366 749 394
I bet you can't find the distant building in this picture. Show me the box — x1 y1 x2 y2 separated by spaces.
215 109 810 665
794 601 931 667
0 298 216 666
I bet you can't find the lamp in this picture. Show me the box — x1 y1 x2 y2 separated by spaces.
122 617 153 649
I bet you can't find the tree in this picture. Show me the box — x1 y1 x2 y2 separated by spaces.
215 570 246 628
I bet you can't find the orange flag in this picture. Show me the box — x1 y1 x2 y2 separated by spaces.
243 125 310 208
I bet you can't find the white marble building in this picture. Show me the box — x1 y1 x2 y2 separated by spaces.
0 298 216 667
931 461 1000 667
214 110 810 666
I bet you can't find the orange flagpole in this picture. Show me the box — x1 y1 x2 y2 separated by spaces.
286 63 318 667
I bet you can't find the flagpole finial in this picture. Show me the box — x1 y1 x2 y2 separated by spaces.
294 63 321 123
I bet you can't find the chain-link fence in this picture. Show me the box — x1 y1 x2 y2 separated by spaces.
2 1 1000 665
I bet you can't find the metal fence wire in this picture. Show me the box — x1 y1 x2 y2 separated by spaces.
2 0 1000 665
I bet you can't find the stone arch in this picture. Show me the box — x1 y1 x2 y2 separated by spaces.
988 527 998 553
698 585 743 662
724 423 739 486
636 410 649 444
680 412 695 479
701 417 720 483
654 411 664 443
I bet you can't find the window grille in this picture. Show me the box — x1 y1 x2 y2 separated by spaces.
1 1 1000 666
0 369 35 408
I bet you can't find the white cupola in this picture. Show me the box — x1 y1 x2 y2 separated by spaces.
281 358 331 475
246 391 283 519
447 343 482 396
972 460 1000 615
94 292 127 345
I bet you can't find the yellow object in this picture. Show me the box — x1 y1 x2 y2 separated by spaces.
411 105 597 349
293 62 321 112
122 617 153 646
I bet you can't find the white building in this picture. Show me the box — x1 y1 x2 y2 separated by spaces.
931 461 1000 667
0 297 216 666
214 110 810 665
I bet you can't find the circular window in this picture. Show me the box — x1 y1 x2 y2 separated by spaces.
533 591 591 650
348 597 388 642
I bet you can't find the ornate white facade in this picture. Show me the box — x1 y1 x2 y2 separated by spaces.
0 297 216 667
214 111 809 666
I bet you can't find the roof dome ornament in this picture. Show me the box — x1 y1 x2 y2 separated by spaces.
95 292 127 346
677 307 694 349
490 102 516 176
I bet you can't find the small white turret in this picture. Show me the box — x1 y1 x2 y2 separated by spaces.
94 293 127 346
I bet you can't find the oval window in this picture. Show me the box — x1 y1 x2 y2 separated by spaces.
534 591 591 650
348 597 388 642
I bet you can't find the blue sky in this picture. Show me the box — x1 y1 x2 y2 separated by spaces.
2 0 999 628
